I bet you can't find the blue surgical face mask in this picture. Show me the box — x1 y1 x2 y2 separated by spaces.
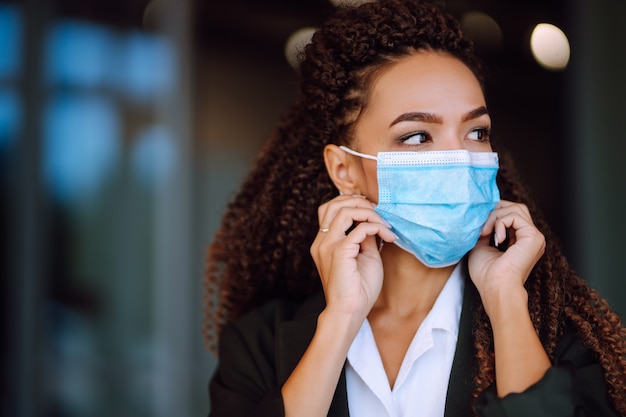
340 146 500 268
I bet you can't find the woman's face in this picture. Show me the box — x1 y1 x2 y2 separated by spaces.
349 51 493 202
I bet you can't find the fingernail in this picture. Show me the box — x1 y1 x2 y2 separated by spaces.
493 233 499 247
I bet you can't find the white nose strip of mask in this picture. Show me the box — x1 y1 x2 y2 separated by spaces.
339 145 499 167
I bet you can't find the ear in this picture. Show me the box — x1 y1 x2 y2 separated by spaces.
323 144 364 195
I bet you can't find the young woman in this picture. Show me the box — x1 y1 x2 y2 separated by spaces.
204 1 626 416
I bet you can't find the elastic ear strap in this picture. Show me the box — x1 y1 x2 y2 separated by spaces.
339 145 378 161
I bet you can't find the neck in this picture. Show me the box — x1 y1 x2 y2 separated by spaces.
374 243 455 316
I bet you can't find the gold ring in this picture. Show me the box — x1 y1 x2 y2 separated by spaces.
319 227 330 233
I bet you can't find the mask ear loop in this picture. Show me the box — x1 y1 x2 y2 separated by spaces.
336 147 376 196
339 146 384 251
338 145 378 161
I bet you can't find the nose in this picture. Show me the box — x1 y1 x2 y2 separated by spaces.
433 129 465 151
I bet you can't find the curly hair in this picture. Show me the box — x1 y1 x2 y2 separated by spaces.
204 0 626 413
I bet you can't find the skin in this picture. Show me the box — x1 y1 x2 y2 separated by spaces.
282 51 549 417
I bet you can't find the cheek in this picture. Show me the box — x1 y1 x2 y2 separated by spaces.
363 163 379 203
464 140 493 153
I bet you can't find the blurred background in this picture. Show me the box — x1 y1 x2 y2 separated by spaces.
1 0 625 415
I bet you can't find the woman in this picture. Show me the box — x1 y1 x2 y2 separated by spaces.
204 1 626 416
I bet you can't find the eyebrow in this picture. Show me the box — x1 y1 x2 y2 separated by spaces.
389 112 442 127
389 106 490 127
462 106 489 122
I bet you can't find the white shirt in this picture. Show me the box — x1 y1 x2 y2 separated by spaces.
345 263 464 417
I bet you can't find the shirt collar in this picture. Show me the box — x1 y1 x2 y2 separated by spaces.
347 262 465 366
423 261 465 338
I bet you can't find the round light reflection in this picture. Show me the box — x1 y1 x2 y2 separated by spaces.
285 27 317 69
530 23 570 71
461 11 503 52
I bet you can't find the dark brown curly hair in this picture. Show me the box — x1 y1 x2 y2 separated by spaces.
204 0 626 413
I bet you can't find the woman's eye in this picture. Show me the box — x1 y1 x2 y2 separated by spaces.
401 132 431 145
467 128 490 142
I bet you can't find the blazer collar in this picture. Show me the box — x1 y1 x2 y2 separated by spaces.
444 270 479 416
276 292 349 416
276 274 479 417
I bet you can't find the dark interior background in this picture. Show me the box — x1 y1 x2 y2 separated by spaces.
2 0 625 416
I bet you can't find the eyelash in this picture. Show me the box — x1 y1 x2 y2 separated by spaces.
397 127 491 145
398 131 431 145
468 127 491 142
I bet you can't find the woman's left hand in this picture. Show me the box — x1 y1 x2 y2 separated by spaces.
469 200 552 397
468 200 546 317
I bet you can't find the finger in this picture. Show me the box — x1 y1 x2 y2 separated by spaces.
313 222 394 279
494 199 516 209
493 201 532 220
317 195 350 228
318 195 375 229
491 211 539 246
481 203 534 236
320 201 387 236
325 207 396 242
494 215 509 247
492 212 546 266
340 222 397 252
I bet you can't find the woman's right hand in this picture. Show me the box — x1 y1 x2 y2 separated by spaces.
282 195 396 417
310 194 398 322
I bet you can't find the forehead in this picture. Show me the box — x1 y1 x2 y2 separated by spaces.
364 51 485 116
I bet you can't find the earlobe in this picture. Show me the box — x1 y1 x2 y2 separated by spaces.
323 144 361 195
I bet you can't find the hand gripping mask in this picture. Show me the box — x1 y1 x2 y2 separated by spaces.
340 146 500 268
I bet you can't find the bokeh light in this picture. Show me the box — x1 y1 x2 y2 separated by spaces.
284 27 317 69
0 4 22 79
131 125 178 189
461 11 503 52
0 90 21 150
530 23 570 71
43 94 121 204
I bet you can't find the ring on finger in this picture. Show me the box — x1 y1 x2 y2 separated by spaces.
319 227 330 233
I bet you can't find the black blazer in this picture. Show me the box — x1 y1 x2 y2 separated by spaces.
209 278 621 417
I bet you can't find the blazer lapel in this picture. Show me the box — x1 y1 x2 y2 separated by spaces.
444 275 479 417
276 292 350 417
273 273 479 417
